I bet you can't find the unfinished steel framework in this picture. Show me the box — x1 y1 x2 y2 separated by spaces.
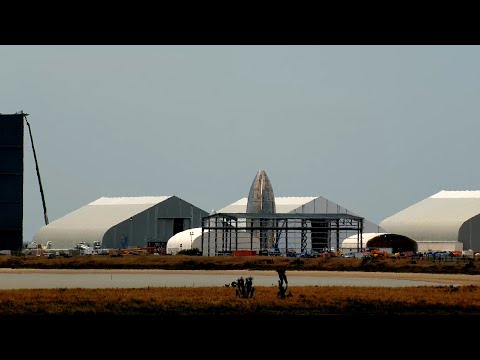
201 212 364 256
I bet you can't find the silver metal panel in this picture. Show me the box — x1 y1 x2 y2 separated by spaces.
246 170 276 214
246 170 276 248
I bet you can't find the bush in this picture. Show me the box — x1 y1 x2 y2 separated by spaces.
177 248 202 256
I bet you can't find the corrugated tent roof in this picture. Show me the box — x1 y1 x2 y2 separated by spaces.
208 212 363 221
33 196 172 248
218 196 317 213
380 190 480 242
166 227 203 251
342 233 386 249
218 195 382 234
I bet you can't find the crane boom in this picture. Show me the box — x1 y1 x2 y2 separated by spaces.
23 113 49 225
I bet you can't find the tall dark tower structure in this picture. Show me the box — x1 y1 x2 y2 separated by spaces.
0 113 24 251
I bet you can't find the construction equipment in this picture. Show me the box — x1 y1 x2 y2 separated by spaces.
368 248 389 259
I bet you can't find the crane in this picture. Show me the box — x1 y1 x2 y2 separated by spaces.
21 111 49 225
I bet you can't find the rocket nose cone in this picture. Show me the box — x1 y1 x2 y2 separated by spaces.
253 170 269 183
246 169 276 214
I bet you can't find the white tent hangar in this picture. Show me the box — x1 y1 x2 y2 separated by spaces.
342 233 386 251
219 196 381 231
342 233 418 253
166 228 260 256
166 227 202 255
379 190 480 253
33 196 208 250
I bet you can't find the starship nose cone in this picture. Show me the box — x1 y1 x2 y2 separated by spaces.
246 170 276 214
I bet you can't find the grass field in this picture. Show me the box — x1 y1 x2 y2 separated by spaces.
1 283 479 316
1 254 479 319
1 253 479 274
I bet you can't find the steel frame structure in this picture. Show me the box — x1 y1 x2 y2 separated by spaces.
201 213 364 256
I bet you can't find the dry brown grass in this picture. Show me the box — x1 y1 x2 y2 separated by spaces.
1 285 479 316
1 254 479 318
1 253 479 274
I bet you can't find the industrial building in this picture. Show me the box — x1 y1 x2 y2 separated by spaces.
33 196 208 250
379 190 480 253
164 170 382 257
201 211 364 256
213 195 383 255
9 110 480 256
31 169 383 256
0 113 24 251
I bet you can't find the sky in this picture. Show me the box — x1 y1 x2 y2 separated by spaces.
1 45 480 244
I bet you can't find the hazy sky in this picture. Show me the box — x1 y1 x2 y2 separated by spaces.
2 45 480 243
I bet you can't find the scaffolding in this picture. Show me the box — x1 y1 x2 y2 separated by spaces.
201 212 364 256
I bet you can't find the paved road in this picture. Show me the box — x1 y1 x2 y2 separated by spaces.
1 269 478 289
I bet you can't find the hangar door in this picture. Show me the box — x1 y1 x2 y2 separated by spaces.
157 218 192 242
